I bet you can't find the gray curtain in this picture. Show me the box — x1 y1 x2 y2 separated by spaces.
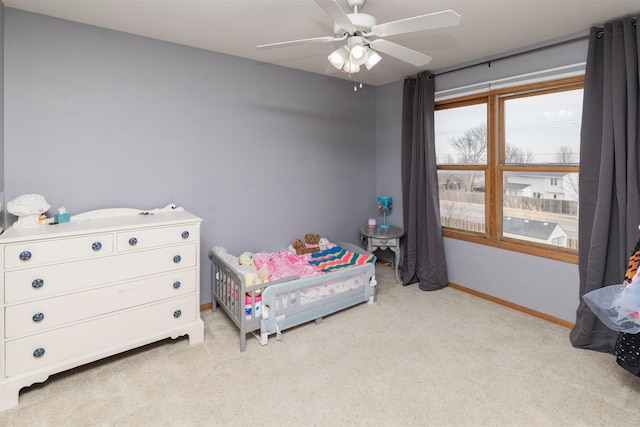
401 72 448 290
570 18 640 352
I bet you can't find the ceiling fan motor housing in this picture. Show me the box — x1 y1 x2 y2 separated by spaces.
347 0 366 7
334 12 377 35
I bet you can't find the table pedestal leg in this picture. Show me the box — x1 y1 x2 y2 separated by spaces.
391 247 401 282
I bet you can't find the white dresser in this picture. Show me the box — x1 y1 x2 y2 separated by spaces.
0 207 204 411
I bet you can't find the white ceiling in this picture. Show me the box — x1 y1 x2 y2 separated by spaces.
4 0 639 86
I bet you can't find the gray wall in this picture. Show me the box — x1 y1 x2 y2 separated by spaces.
375 81 403 217
442 239 579 321
3 9 377 305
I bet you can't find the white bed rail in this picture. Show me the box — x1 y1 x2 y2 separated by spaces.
259 263 376 346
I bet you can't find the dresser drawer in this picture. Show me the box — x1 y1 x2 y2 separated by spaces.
4 294 198 377
4 234 114 270
116 224 199 252
371 238 398 247
5 269 197 338
4 243 197 304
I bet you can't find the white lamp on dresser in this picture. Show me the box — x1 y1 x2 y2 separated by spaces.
0 204 204 411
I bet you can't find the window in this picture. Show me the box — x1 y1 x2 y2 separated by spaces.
435 101 487 232
434 77 582 263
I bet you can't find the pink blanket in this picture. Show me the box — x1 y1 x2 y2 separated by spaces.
253 251 324 281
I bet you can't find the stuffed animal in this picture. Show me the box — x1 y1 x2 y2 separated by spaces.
236 265 259 287
318 237 330 251
239 251 256 269
211 246 239 266
238 252 270 287
301 233 325 253
305 233 321 245
236 264 270 299
257 265 270 283
291 239 305 255
292 238 320 255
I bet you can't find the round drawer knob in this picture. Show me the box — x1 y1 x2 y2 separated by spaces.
128 237 138 246
33 347 46 358
32 279 44 288
19 251 32 261
173 281 181 289
181 231 189 239
92 242 102 251
173 309 182 318
32 312 45 322
173 255 181 263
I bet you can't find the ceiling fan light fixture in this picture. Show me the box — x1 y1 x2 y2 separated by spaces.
364 48 382 70
328 46 349 69
343 61 360 74
349 43 368 65
351 46 365 59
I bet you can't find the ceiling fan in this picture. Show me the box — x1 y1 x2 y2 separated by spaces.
257 0 461 74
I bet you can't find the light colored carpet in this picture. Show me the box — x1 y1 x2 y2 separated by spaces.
1 265 638 426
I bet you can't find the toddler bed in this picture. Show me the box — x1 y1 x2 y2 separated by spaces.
211 242 377 351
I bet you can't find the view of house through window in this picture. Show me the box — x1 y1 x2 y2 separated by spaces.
434 79 582 262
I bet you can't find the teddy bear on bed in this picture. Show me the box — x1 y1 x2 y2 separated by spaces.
291 233 328 255
305 233 321 246
292 238 319 255
239 251 269 285
239 251 256 268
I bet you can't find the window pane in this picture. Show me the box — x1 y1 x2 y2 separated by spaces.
504 89 582 165
503 172 578 249
435 103 487 165
439 170 486 232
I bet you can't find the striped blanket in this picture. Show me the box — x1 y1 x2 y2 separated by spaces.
308 246 375 273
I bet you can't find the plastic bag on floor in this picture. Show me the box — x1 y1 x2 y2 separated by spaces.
583 284 640 333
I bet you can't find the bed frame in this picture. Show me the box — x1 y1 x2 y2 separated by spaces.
210 242 377 351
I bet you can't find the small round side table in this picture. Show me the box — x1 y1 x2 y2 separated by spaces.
359 225 405 282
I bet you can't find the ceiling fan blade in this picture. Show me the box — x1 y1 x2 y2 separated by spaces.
314 0 356 33
371 10 461 37
369 39 432 67
257 35 344 50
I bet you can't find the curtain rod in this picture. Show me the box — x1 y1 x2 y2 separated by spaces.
434 18 636 77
